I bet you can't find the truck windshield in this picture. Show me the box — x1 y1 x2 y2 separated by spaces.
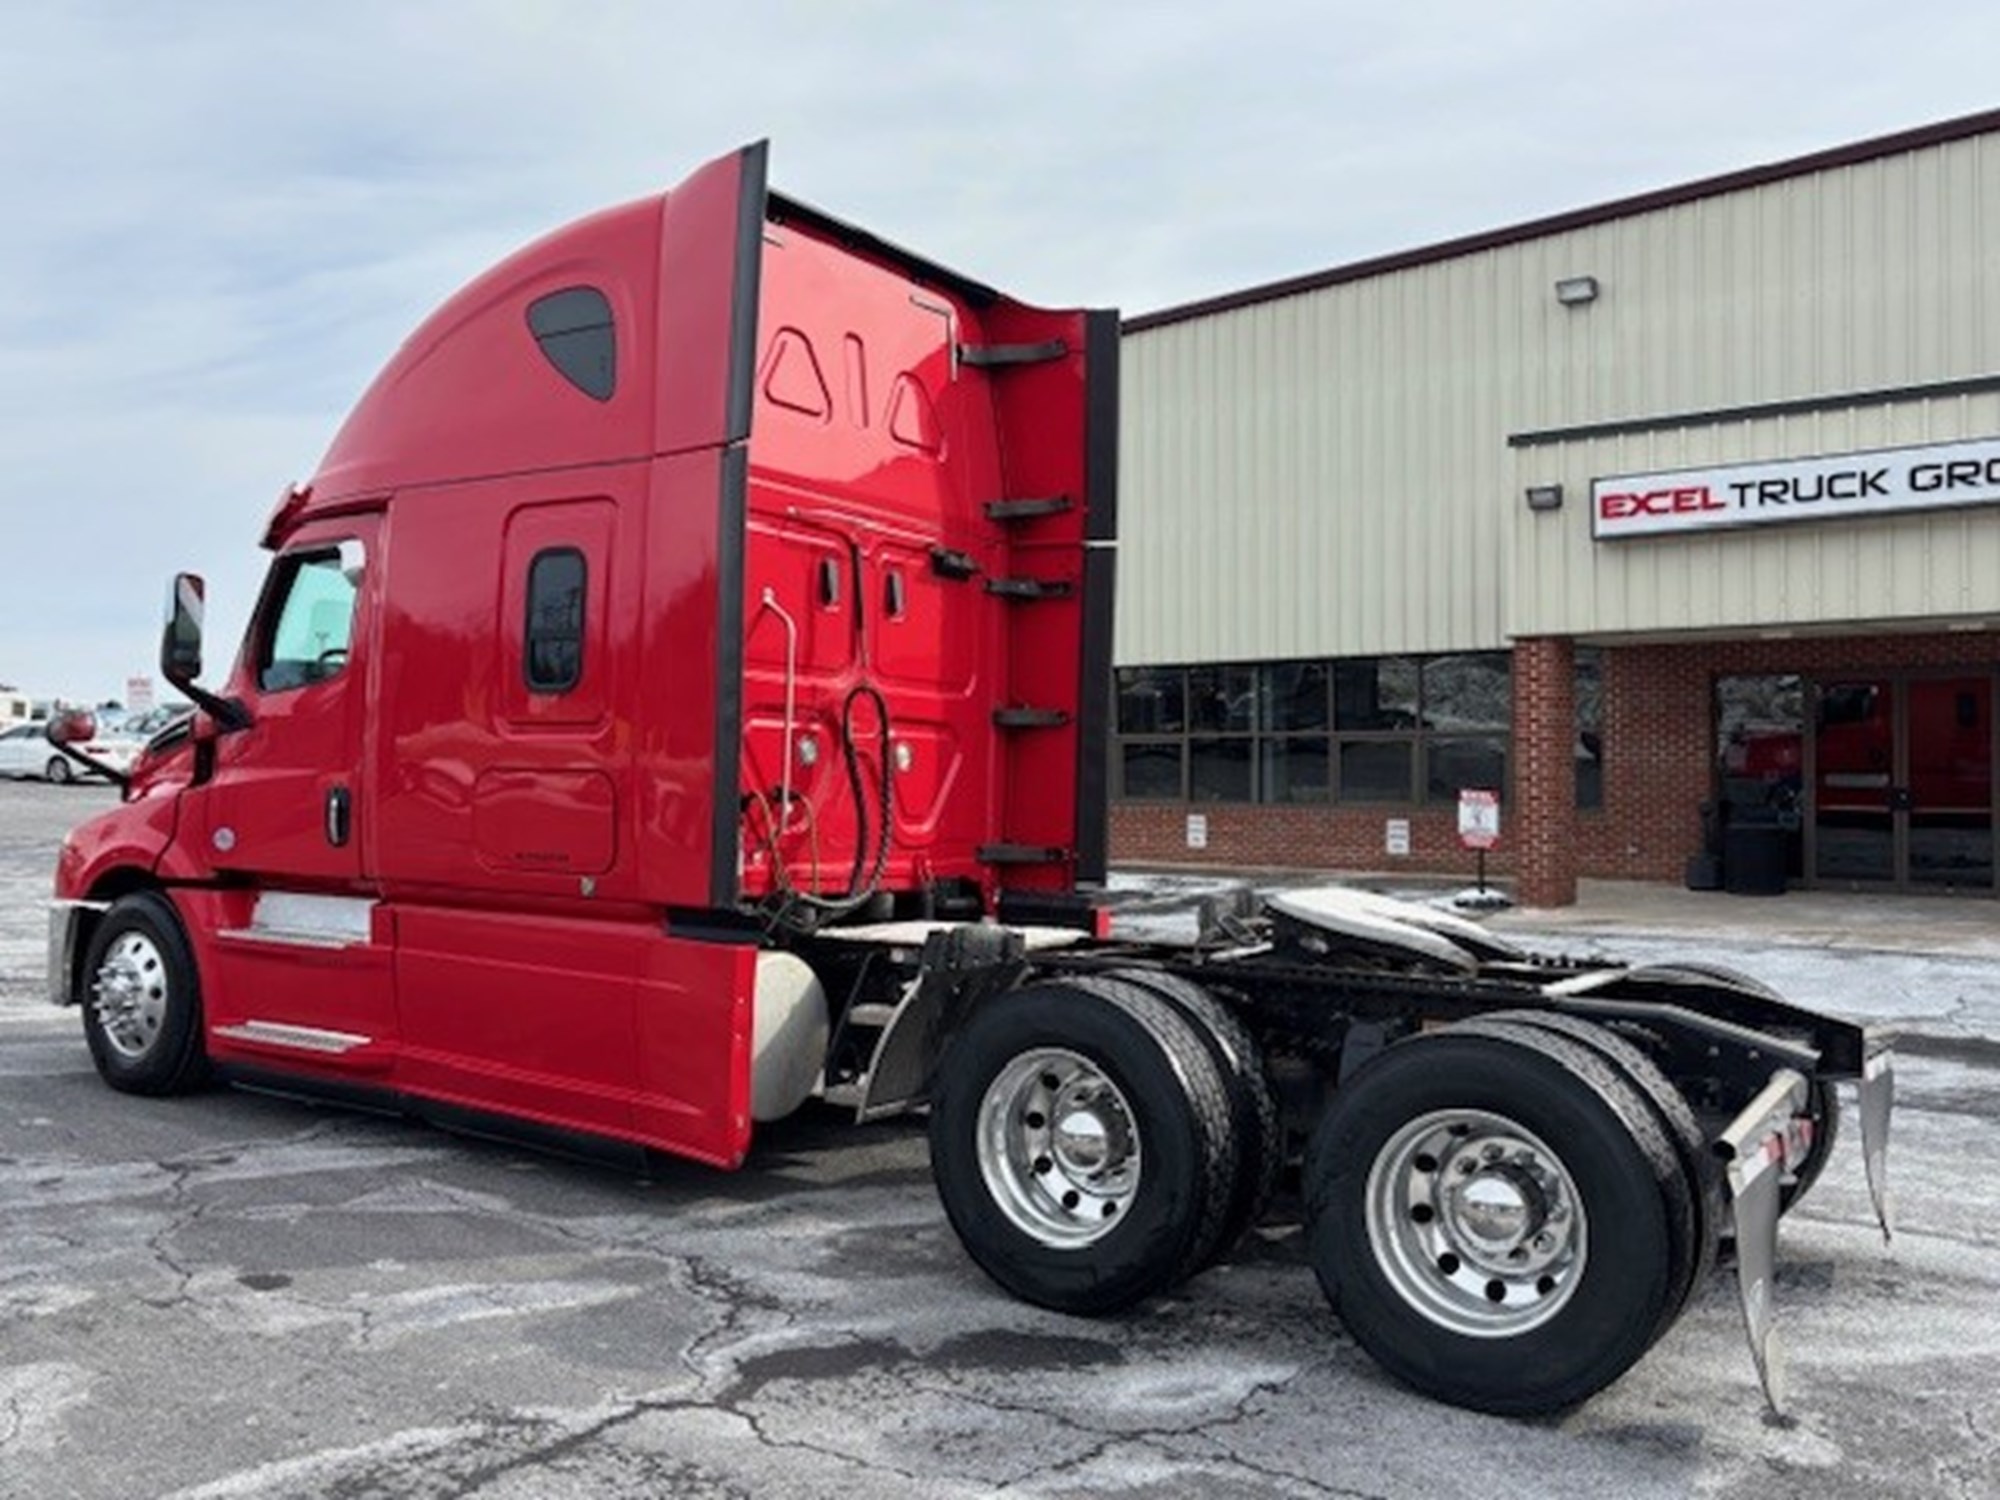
258 551 358 692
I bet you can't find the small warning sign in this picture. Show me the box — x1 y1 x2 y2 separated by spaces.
1457 789 1500 850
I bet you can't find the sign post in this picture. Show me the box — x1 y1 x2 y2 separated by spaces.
1457 788 1501 898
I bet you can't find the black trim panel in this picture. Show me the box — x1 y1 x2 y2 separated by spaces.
996 889 1105 932
725 142 770 445
1073 309 1119 885
421 1097 653 1175
1083 309 1120 544
1073 545 1115 886
219 1064 657 1174
663 906 767 945
1509 371 2000 449
216 1064 404 1118
708 443 751 907
707 142 768 908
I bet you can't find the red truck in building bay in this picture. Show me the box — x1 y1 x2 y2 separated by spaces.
46 143 1893 1418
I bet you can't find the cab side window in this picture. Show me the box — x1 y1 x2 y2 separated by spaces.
524 547 586 693
260 550 359 692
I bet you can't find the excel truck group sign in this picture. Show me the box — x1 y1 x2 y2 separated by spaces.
1592 435 2000 540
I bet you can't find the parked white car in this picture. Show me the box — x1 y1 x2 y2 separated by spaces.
0 721 141 782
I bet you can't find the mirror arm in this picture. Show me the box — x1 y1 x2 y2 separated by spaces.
41 724 131 791
172 678 253 732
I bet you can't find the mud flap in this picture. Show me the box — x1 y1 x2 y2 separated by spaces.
1860 1049 1895 1243
1719 1068 1808 1415
855 976 931 1123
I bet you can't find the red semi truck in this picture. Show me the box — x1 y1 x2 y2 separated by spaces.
47 143 1891 1417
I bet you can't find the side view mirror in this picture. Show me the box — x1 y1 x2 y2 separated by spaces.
155 571 251 732
47 709 97 746
161 573 206 686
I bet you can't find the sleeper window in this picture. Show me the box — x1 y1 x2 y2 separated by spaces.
527 287 616 401
525 548 586 692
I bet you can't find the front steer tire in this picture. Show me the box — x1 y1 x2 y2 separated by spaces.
1305 1026 1686 1415
79 891 211 1096
929 978 1238 1316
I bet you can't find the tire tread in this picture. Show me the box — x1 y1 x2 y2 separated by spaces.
1104 967 1282 1267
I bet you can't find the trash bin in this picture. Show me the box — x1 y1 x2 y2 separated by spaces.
1685 800 1724 891
1722 819 1789 896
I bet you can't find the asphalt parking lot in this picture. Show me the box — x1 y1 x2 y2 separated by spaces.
4 782 1998 1499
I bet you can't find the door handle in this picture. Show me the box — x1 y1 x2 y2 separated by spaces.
326 785 351 847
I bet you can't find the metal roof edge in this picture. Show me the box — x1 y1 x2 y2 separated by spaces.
1124 106 2000 334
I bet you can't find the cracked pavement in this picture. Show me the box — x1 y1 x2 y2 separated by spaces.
4 785 2000 1498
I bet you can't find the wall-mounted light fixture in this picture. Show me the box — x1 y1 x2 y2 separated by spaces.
1554 275 1599 306
1524 483 1564 513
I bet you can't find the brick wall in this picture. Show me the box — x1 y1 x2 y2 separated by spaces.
1578 630 2000 882
1110 800 1494 880
1512 637 1576 906
1108 629 1998 902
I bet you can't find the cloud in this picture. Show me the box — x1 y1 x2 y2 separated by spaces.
0 0 1994 698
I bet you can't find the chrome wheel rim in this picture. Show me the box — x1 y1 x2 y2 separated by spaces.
976 1048 1142 1247
91 931 169 1060
1365 1108 1587 1337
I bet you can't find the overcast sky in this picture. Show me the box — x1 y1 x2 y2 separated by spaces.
1 1 1995 705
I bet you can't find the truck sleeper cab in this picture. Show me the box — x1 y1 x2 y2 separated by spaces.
49 143 1893 1420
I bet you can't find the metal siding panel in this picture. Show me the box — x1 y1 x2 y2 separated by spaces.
1502 133 2000 639
1117 130 2000 668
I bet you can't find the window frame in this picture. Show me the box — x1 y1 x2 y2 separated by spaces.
526 286 617 402
255 545 361 695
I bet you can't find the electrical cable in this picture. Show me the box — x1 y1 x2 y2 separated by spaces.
761 682 895 931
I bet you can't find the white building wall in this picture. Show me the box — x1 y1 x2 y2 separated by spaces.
1116 127 2000 663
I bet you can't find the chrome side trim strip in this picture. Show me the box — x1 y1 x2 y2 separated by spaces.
212 1020 372 1054
215 927 358 951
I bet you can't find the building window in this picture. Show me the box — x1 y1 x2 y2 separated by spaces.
1112 652 1510 806
1115 667 1185 734
1716 673 1804 817
1576 646 1603 810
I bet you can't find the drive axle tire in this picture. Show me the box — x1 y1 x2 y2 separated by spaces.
1468 1010 1720 1334
929 978 1237 1316
79 891 211 1096
1305 1026 1685 1415
1101 968 1283 1268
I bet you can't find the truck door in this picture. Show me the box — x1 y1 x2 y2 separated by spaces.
188 513 395 1070
202 515 379 885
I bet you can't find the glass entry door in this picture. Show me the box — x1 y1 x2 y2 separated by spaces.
1809 673 1995 891
1907 676 1994 889
1811 678 1896 884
